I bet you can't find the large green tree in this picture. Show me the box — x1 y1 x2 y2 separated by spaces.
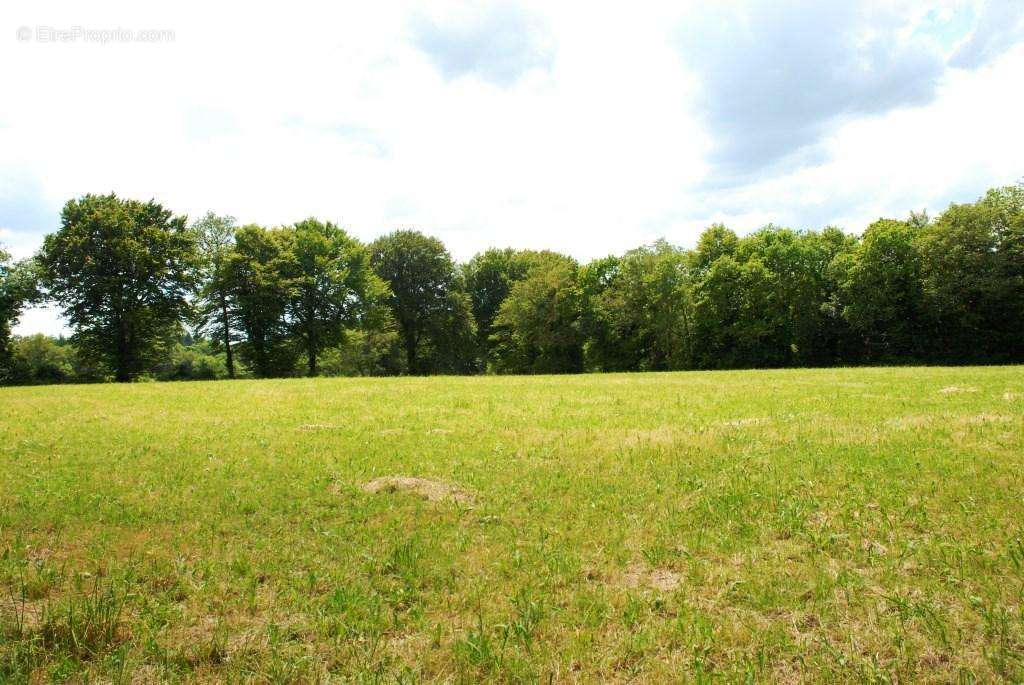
221 225 294 377
587 240 695 371
463 248 576 369
918 185 1024 362
370 230 475 374
832 218 924 362
1 247 41 379
491 257 584 374
192 212 239 377
37 194 198 381
284 218 387 376
462 248 531 365
692 255 776 368
577 255 622 371
0 248 15 350
800 227 859 363
732 226 856 366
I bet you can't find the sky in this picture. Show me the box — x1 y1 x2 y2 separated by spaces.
2 0 1023 336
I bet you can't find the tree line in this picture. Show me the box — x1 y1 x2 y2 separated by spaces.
1 183 1022 384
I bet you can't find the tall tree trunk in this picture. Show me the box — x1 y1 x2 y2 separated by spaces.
115 317 131 382
307 325 318 376
405 332 417 375
254 330 268 378
221 298 235 379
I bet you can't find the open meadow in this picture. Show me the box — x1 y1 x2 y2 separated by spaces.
2 367 1024 683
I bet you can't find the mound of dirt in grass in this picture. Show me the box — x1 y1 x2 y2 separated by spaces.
297 423 341 431
939 386 977 394
361 476 475 505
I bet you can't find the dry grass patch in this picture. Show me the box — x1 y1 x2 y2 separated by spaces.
1 596 46 633
957 412 1014 426
938 385 978 394
622 426 690 447
718 417 771 428
884 414 938 430
361 476 475 505
297 423 341 431
617 563 682 592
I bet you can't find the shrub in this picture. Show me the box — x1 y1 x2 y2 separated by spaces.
153 341 229 381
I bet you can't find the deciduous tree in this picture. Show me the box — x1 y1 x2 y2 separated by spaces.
491 257 584 374
192 212 239 377
37 194 198 381
284 218 387 376
692 255 776 368
222 225 294 377
370 230 475 374
0 247 41 378
833 219 924 361
587 241 695 371
918 184 1024 361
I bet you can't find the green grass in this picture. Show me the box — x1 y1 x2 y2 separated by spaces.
1 367 1023 682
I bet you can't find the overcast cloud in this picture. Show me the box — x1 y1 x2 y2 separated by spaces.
1 0 1022 335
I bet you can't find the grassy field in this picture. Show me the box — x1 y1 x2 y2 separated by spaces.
1 367 1023 683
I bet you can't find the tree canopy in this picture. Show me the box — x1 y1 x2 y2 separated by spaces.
7 182 1024 385
285 218 387 376
37 194 198 381
491 255 584 374
0 248 41 379
221 224 295 378
370 230 475 375
191 212 239 377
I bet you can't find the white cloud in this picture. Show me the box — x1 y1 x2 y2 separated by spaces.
2 0 1023 338
676 0 949 182
408 1 554 86
950 0 1024 68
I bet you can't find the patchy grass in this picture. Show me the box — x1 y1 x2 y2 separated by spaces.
1 366 1023 682
361 477 477 506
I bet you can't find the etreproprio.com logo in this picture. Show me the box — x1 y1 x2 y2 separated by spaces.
16 25 175 44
